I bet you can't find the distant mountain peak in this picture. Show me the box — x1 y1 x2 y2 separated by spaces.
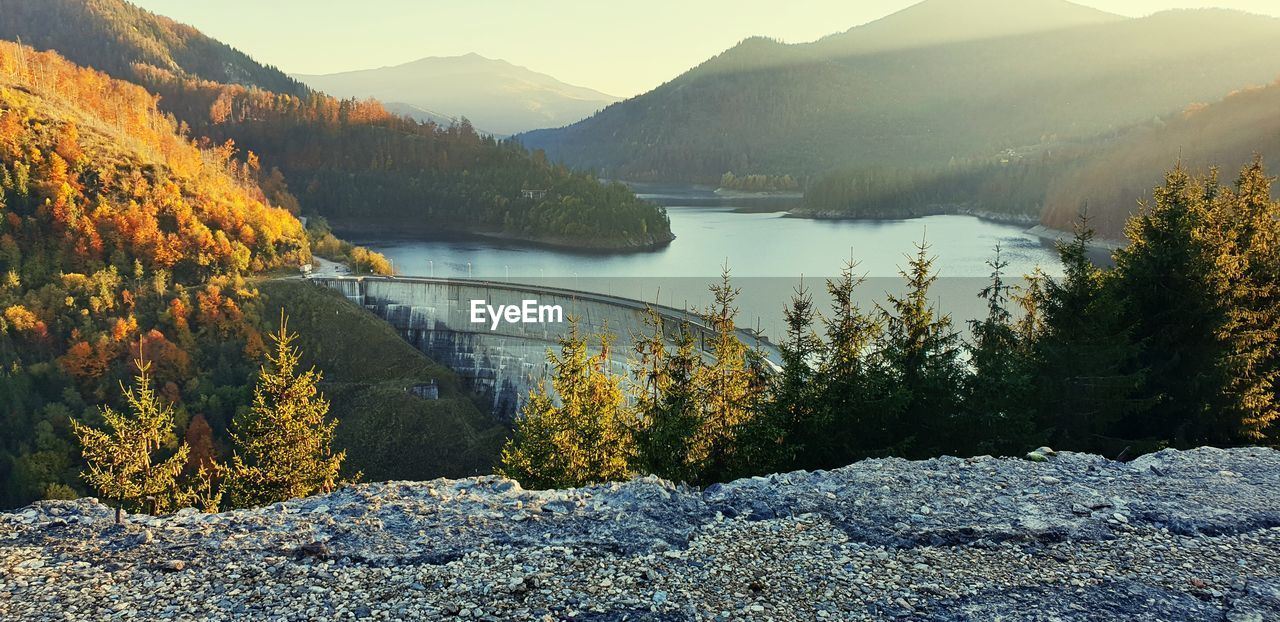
294 55 618 135
816 0 1125 55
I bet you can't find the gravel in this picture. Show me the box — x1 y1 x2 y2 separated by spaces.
2 447 1279 620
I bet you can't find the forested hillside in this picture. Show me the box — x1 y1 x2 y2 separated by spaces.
0 41 307 506
0 0 672 250
1041 82 1280 236
0 0 305 96
520 4 1280 186
0 41 507 509
804 80 1280 239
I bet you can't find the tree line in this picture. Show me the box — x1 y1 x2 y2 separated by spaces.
135 67 673 248
801 154 1067 222
501 161 1280 487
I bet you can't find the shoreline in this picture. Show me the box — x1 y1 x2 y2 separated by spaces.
786 204 1041 227
785 206 1126 252
328 220 676 254
1024 224 1125 252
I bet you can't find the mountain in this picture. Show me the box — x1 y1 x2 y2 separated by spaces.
519 3 1280 183
807 0 1122 56
0 0 671 250
0 0 305 96
293 54 620 136
1041 80 1280 237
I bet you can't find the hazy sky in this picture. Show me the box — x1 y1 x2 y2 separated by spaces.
131 0 1280 97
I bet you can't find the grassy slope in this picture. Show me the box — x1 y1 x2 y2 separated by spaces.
258 281 508 481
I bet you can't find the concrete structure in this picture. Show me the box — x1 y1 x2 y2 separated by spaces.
312 276 782 419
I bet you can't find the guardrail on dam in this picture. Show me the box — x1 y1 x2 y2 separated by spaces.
311 276 782 419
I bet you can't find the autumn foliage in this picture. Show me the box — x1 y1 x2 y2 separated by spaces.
0 40 308 507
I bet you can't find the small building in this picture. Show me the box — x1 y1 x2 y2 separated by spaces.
409 380 439 400
521 189 548 200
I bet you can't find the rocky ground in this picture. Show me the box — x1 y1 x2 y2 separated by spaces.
2 447 1279 621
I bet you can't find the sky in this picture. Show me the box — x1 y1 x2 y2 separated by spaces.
130 0 1280 97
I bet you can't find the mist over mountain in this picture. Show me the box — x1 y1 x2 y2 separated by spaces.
1041 80 1280 236
519 1 1280 185
294 54 620 136
809 0 1122 55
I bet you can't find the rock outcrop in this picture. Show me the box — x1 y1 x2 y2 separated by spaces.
3 448 1279 620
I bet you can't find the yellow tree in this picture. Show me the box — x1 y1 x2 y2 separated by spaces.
225 314 345 507
687 266 760 482
72 361 189 524
498 318 634 489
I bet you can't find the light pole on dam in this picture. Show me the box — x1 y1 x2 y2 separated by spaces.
311 276 783 420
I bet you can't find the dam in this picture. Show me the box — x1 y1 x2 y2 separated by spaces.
311 276 782 419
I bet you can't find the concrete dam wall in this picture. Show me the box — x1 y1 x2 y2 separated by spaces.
312 276 781 419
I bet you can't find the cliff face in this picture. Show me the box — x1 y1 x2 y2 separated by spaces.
3 448 1280 620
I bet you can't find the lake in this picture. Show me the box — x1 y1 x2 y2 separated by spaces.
345 185 1064 341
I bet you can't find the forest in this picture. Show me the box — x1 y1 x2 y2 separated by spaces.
0 0 673 250
800 154 1065 222
0 41 311 506
502 161 1280 488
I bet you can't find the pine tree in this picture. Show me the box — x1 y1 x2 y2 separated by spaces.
72 361 189 523
687 265 760 482
498 318 634 489
1113 168 1236 445
1219 159 1280 440
746 280 820 472
811 262 885 465
226 314 345 507
629 309 702 483
877 238 964 457
1013 267 1048 346
1034 215 1143 451
962 246 1035 454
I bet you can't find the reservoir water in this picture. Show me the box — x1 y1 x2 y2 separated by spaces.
346 186 1064 341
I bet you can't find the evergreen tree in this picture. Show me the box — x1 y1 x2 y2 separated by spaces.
688 265 760 482
811 262 886 465
629 309 702 483
962 246 1035 454
1034 215 1143 451
1219 159 1280 440
747 281 820 473
72 361 189 523
498 318 634 489
1013 267 1048 346
877 238 964 457
226 314 345 507
1113 168 1237 445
